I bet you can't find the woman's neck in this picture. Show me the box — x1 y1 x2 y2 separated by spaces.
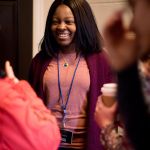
59 44 76 54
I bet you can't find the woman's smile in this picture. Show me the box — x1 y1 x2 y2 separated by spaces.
51 4 76 48
56 31 71 40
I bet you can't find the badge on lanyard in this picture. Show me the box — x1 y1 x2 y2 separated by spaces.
57 54 81 144
60 129 73 144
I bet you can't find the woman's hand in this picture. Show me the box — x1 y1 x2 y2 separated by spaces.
5 61 19 83
95 96 117 128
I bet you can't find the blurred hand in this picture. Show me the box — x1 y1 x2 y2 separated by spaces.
95 96 117 128
103 11 138 71
5 61 19 83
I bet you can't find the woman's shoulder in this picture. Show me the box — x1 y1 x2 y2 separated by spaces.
89 49 109 64
98 48 109 59
32 51 51 65
32 51 46 61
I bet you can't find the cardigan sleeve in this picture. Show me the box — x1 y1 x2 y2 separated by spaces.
99 51 117 85
28 54 41 94
28 52 45 99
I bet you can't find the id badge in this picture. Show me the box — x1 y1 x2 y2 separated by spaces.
60 129 73 144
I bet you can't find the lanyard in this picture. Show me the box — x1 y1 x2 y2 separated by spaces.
57 53 81 127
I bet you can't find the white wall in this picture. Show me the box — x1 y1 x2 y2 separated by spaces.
87 0 126 35
32 0 126 57
32 0 53 57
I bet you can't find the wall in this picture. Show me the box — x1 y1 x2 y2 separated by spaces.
32 0 126 57
32 0 53 56
87 0 126 35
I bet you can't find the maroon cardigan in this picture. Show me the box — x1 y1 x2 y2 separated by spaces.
28 50 115 150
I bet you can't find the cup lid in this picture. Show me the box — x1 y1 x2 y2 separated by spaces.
101 85 117 96
103 83 117 88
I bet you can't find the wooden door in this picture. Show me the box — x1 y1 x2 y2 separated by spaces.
0 0 18 74
0 0 32 79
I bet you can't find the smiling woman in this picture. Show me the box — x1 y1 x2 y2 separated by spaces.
51 4 76 50
28 0 115 150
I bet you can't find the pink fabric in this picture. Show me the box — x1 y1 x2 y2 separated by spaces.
43 55 90 149
0 78 60 150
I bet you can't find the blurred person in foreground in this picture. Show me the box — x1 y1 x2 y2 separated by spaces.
98 0 150 149
0 61 60 150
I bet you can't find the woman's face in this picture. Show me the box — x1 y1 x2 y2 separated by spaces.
130 0 150 57
51 4 76 49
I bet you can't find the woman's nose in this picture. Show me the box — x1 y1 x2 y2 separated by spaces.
57 22 66 30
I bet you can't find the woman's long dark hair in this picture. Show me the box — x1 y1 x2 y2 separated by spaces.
41 0 103 57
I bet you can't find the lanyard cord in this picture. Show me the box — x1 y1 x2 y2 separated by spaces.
57 53 81 112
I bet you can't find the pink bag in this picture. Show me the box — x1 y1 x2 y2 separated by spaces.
0 78 60 150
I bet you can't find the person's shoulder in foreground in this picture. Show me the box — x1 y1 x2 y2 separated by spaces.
0 62 60 150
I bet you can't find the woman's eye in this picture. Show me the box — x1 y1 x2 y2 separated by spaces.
65 20 74 24
52 20 59 24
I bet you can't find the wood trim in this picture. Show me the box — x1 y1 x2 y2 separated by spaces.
18 0 33 79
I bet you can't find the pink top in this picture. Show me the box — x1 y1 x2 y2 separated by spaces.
43 53 90 149
0 78 60 150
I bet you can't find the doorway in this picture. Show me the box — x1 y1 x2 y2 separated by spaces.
0 0 33 79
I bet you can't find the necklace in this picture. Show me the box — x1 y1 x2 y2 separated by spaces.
63 62 69 68
61 53 77 68
61 53 69 67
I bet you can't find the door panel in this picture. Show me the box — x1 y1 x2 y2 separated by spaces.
0 0 32 79
0 1 18 73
